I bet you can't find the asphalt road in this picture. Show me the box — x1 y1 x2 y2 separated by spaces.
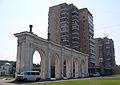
0 78 31 85
0 77 93 85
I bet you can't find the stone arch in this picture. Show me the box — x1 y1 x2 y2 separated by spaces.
81 59 85 77
15 31 88 79
51 53 60 79
73 58 79 78
32 48 46 79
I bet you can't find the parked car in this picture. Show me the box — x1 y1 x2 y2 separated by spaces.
16 71 40 81
93 72 100 77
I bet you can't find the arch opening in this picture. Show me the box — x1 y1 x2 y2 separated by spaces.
81 60 85 77
32 49 45 79
63 56 70 78
73 58 79 78
51 54 60 78
32 51 41 71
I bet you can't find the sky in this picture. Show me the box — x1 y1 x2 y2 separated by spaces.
0 0 120 65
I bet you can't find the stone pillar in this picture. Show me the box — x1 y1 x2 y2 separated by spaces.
16 37 32 74
75 59 79 78
66 58 71 79
85 57 88 77
40 52 46 79
16 40 21 74
59 48 64 79
78 58 81 78
70 53 73 78
47 44 51 79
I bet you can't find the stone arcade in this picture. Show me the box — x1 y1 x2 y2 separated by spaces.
14 30 88 79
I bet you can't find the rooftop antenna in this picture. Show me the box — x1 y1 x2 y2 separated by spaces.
103 33 108 38
29 25 33 34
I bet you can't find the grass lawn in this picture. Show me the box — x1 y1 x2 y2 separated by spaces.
0 76 13 78
26 75 120 85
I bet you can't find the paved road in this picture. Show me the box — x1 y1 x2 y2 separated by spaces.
0 77 93 85
0 78 29 85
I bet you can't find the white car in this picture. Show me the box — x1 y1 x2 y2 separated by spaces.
93 72 100 77
16 71 40 81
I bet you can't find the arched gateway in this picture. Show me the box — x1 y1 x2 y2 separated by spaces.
14 31 88 79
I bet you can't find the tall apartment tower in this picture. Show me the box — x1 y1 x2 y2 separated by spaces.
48 3 80 50
48 3 95 73
95 37 116 75
78 8 95 73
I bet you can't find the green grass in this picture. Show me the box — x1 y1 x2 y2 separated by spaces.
26 75 120 85
0 76 13 78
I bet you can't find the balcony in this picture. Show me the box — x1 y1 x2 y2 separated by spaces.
72 29 79 35
60 34 69 38
90 46 95 51
106 58 111 61
106 46 110 49
90 50 95 55
60 17 69 24
63 39 69 42
60 12 69 16
72 14 79 18
90 55 95 60
90 42 95 47
89 28 94 35
72 37 79 39
72 41 79 44
72 46 79 49
60 27 69 33
72 8 78 14
89 37 94 43
105 41 110 44
72 26 79 30
99 58 103 62
90 58 96 63
64 44 70 47
72 32 79 35
60 7 68 11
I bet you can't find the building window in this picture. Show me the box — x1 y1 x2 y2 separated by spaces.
72 29 79 34
60 18 68 22
56 35 59 37
83 16 85 18
105 40 110 44
72 8 78 13
56 30 59 33
56 26 59 29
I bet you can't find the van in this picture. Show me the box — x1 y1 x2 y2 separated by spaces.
16 71 40 81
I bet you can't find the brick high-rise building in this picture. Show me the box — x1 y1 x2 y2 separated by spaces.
48 3 95 74
78 8 95 73
95 37 116 75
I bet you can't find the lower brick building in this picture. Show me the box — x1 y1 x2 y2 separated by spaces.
95 37 116 75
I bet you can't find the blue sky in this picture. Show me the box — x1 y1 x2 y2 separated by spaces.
0 0 120 65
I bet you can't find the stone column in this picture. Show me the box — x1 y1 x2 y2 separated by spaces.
47 44 51 79
78 58 81 78
22 40 31 71
85 56 88 77
59 48 64 79
16 40 21 74
70 52 73 78
16 37 31 73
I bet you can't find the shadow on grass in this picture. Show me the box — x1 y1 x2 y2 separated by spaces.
95 75 120 80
